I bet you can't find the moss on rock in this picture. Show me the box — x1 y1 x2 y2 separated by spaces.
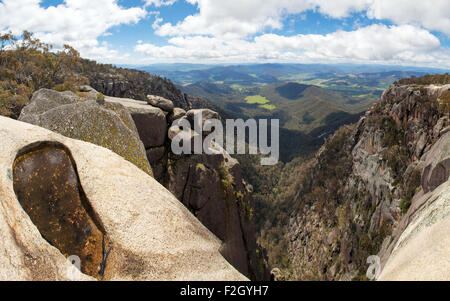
19 89 153 177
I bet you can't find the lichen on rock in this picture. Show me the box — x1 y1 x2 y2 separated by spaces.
19 89 153 177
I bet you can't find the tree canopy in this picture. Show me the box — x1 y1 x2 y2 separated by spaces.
0 31 87 118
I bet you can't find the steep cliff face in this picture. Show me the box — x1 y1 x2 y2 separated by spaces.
165 151 269 280
14 86 269 280
379 132 450 280
80 60 215 111
284 84 449 280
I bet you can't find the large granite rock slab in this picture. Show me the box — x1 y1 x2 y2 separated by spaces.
19 89 153 176
105 96 167 149
0 116 247 281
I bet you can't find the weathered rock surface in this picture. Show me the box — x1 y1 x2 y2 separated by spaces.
379 180 450 280
165 151 267 280
421 132 450 193
185 109 220 131
101 94 268 279
147 95 174 112
19 89 82 122
168 108 187 124
104 94 149 109
105 95 167 152
18 89 153 176
0 116 247 281
129 108 167 149
103 95 168 177
377 132 450 280
79 85 101 100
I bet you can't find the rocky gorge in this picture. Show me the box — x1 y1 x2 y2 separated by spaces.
277 83 450 280
0 59 448 281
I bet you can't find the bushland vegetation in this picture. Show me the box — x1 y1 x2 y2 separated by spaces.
0 31 87 118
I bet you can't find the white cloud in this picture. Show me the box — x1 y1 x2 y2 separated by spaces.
153 0 450 37
138 0 450 67
144 0 178 7
367 0 450 35
154 0 312 38
135 24 450 68
0 0 147 62
1 0 448 67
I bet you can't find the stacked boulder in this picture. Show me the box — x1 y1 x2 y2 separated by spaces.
66 87 269 280
16 86 268 280
147 95 175 112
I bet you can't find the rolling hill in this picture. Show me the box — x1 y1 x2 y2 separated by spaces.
182 81 369 135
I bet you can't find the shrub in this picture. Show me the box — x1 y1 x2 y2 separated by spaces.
439 90 450 116
96 93 105 105
404 168 422 200
0 31 87 117
394 73 450 86
399 198 412 215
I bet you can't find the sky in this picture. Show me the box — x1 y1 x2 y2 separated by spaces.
0 0 450 68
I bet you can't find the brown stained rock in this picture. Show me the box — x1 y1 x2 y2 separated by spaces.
13 146 105 279
146 146 167 164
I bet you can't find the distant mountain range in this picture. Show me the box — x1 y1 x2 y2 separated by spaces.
128 63 449 86
125 62 449 161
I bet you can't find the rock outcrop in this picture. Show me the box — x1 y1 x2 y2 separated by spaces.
13 86 268 280
81 63 198 110
379 132 450 280
421 132 450 193
147 95 174 112
103 94 170 180
285 84 450 280
18 89 153 176
165 150 268 280
0 116 247 281
101 93 269 280
168 108 187 124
